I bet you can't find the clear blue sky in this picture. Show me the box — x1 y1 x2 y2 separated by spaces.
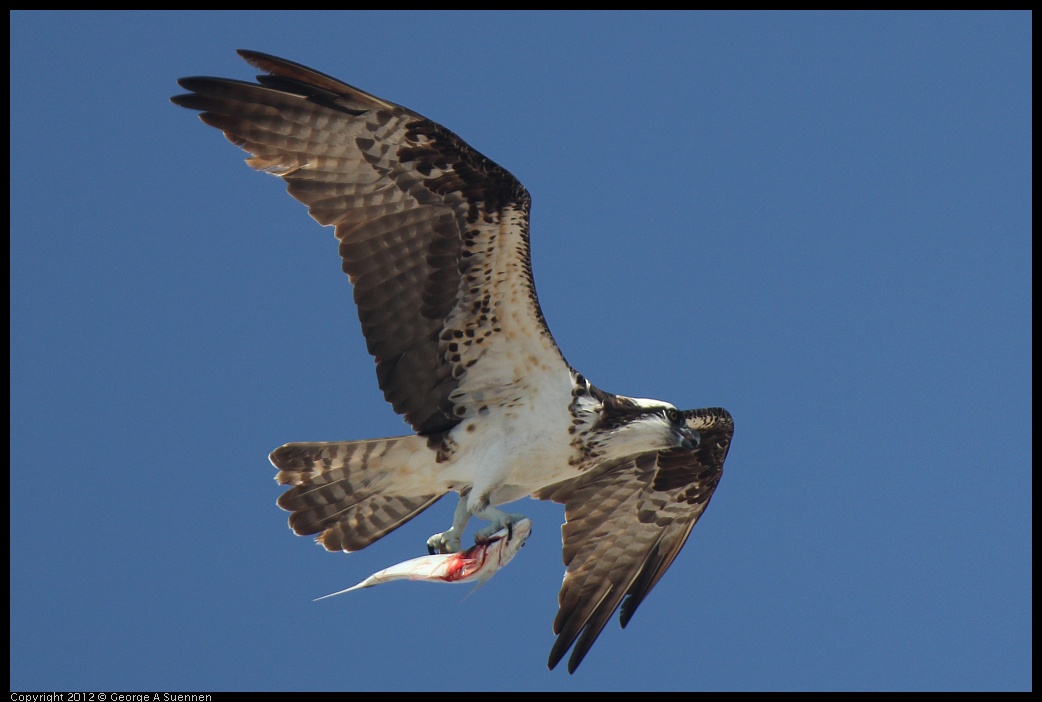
10 11 1031 692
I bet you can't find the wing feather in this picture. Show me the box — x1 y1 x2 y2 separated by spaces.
536 407 734 672
172 51 567 435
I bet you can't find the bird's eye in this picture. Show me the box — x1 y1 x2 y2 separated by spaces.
666 408 680 422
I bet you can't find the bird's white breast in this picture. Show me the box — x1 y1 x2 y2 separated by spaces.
438 365 580 506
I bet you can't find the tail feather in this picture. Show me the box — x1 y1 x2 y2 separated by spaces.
310 493 445 552
270 435 447 552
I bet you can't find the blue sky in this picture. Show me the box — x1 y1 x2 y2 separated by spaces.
10 11 1031 692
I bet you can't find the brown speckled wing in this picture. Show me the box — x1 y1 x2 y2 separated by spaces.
172 50 567 435
535 407 734 673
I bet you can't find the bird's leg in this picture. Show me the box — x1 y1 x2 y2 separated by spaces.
473 504 527 544
426 493 471 554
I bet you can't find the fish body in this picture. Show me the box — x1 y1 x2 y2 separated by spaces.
316 519 531 600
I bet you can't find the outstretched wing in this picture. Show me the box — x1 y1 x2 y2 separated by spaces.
535 407 734 673
172 51 567 435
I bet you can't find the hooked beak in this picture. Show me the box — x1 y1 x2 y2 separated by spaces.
675 425 701 451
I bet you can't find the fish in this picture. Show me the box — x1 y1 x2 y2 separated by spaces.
315 518 532 600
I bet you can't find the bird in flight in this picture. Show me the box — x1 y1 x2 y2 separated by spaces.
172 50 734 673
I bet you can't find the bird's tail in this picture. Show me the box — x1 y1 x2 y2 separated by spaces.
270 435 448 552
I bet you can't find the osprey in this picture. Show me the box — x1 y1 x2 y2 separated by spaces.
173 50 734 673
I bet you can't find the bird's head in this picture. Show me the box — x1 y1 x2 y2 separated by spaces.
591 397 701 460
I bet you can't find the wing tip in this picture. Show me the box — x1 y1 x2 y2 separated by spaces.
546 647 566 673
546 653 583 675
546 614 614 674
235 48 292 73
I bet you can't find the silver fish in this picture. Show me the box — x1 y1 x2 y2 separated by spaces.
315 518 531 600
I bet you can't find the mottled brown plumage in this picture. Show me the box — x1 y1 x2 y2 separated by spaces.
536 407 733 672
